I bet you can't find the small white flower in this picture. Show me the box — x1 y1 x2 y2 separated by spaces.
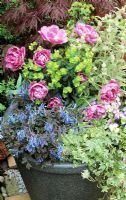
82 170 90 179
109 123 119 133
111 102 118 108
104 104 112 112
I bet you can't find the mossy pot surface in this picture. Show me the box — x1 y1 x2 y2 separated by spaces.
16 159 103 200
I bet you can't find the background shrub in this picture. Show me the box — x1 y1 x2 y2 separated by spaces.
0 0 125 45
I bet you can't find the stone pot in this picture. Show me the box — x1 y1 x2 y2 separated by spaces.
16 160 103 200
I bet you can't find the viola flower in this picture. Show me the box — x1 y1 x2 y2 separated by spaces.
123 107 126 115
47 97 63 109
100 79 120 102
113 109 123 120
86 104 106 120
28 81 48 101
109 123 119 133
33 49 51 68
5 46 26 71
77 72 88 83
75 23 98 45
38 25 68 45
90 100 97 106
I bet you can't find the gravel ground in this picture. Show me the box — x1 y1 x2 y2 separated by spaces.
0 159 27 198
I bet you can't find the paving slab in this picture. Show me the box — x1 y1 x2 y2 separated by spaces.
5 193 31 200
7 156 17 169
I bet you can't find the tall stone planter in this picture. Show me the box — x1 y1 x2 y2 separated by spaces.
17 160 103 200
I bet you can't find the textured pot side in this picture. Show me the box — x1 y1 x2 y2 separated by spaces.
16 160 103 200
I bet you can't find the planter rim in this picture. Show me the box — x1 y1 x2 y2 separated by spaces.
17 158 86 174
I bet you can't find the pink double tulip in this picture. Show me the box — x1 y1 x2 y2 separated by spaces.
86 104 106 120
75 23 98 45
47 97 63 109
33 49 51 68
100 80 120 102
28 81 48 101
38 25 68 45
5 46 26 71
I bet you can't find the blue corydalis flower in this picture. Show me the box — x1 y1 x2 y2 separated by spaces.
29 110 38 120
38 103 45 116
26 144 34 153
44 122 55 144
26 135 47 153
60 110 77 125
50 144 64 161
65 115 77 125
25 103 33 112
7 114 17 124
38 137 48 147
17 112 27 122
10 148 19 157
44 122 54 133
35 157 44 163
16 129 26 141
7 113 27 124
26 135 38 153
57 145 64 160
29 104 45 120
